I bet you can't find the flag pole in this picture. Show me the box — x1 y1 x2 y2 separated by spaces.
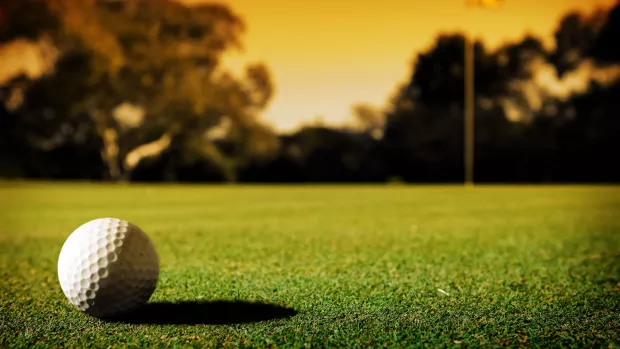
464 0 502 187
464 34 475 187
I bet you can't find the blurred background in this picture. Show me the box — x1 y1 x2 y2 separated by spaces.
1 0 619 184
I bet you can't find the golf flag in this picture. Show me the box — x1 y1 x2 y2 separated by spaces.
466 0 503 8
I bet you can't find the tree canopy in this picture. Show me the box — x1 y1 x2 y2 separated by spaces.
1 1 619 183
1 0 277 181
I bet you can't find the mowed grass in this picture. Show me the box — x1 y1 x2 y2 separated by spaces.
0 182 619 348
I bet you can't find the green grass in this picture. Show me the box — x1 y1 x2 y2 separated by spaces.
1 182 619 348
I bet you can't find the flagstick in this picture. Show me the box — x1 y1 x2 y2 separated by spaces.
464 34 475 187
464 0 503 187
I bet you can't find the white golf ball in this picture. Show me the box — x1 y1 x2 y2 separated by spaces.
57 218 159 318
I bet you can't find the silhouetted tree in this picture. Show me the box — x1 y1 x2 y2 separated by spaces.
554 81 620 182
239 126 385 183
0 0 58 42
548 10 605 77
381 33 544 182
1 0 279 181
382 0 620 184
590 2 620 64
3 1 620 183
351 103 386 139
530 1 620 182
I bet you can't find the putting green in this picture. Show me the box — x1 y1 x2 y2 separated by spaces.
1 183 618 347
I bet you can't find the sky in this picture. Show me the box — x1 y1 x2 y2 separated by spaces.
180 0 617 132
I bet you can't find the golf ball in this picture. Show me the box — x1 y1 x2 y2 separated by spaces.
57 218 159 318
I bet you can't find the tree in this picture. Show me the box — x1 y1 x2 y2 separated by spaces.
590 2 620 64
548 9 607 77
381 33 544 182
239 125 385 183
351 103 385 140
525 2 620 182
0 0 59 42
0 0 278 181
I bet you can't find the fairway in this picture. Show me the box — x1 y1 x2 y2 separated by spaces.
1 183 619 347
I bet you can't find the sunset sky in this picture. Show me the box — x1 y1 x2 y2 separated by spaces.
181 0 617 132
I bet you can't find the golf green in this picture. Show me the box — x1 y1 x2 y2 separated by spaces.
1 183 618 347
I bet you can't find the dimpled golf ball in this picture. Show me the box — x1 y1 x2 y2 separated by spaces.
57 218 159 318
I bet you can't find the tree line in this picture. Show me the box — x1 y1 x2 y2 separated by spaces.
1 0 619 183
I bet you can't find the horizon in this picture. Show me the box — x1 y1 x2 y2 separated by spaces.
181 0 616 132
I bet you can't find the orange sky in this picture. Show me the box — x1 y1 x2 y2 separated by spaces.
181 0 617 132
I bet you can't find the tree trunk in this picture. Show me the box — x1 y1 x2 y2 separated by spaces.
92 109 121 181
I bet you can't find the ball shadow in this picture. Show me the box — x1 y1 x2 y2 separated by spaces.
105 300 297 325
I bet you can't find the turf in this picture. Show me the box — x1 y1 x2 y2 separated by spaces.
1 182 619 348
